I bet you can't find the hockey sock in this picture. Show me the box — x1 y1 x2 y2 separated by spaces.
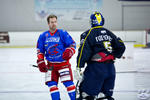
47 81 60 100
63 81 76 100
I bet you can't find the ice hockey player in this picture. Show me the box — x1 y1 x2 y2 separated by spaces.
76 11 126 100
36 14 76 100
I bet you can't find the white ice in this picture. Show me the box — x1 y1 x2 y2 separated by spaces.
0 44 150 100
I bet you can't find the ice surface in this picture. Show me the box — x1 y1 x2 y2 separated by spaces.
0 46 150 100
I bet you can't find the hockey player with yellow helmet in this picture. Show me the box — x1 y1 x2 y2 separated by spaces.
76 11 126 100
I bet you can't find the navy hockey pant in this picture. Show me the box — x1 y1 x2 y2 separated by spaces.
79 61 116 97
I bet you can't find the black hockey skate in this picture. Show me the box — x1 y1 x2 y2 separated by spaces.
76 96 95 100
96 96 115 100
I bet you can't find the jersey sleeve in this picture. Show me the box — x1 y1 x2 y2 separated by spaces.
111 35 126 58
77 30 93 68
61 30 76 49
36 34 45 59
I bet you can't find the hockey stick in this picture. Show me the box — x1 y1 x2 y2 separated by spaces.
73 69 82 99
30 64 38 68
30 64 146 74
75 80 80 99
29 64 54 70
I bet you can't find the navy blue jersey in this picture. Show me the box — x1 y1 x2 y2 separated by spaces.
37 29 76 62
77 26 126 67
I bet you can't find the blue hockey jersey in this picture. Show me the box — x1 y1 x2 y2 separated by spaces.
37 29 76 63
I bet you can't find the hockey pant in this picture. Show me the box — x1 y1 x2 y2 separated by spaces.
79 61 116 99
45 63 76 100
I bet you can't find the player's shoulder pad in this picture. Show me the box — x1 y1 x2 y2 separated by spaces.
58 29 67 33
98 27 108 32
80 30 91 45
100 28 107 34
40 30 49 37
58 29 69 36
102 28 115 36
81 32 86 37
81 29 90 37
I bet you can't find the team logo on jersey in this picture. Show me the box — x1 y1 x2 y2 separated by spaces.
48 44 59 56
46 37 60 42
101 30 106 34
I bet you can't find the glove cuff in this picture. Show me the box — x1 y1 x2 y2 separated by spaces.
37 59 45 65
37 53 44 60
66 47 75 54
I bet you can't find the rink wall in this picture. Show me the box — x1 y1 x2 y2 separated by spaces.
0 30 148 48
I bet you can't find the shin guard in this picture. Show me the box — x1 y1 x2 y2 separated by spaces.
47 81 60 100
63 81 76 100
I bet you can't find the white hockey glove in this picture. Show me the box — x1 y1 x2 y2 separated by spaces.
74 68 83 81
